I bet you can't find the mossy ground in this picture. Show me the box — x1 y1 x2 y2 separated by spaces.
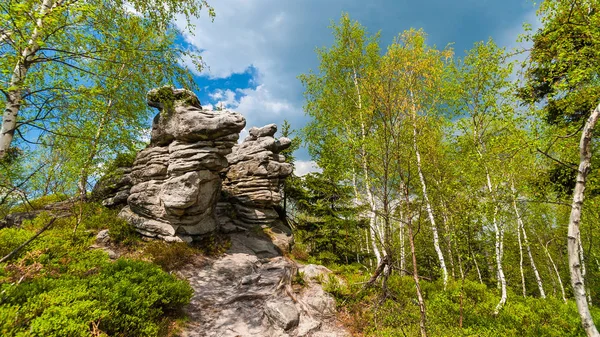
0 200 230 337
302 259 600 337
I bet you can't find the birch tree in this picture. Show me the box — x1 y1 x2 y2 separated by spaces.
300 14 384 265
451 39 515 313
0 0 213 159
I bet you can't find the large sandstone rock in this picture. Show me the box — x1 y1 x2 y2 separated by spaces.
178 232 350 337
91 166 132 208
218 123 294 252
119 87 245 241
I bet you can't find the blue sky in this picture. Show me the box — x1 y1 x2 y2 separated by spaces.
174 0 539 175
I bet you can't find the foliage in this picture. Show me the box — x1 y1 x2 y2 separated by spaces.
0 215 192 337
326 266 599 337
144 241 201 272
287 172 367 265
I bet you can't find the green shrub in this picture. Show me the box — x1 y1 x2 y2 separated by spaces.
9 193 69 213
320 267 599 337
81 203 139 245
0 218 193 337
144 241 200 272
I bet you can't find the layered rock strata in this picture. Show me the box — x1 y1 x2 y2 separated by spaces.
220 124 293 229
91 166 132 208
179 234 350 337
119 86 245 242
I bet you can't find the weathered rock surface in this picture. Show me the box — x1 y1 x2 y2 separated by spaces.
218 124 294 252
91 167 132 208
119 87 245 241
178 232 350 337
0 200 73 229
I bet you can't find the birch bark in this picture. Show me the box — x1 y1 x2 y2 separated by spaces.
0 0 58 158
567 104 600 336
410 90 448 288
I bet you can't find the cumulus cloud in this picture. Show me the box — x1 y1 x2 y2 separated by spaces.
173 0 537 161
294 160 322 176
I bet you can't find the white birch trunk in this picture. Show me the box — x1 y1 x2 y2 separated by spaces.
0 0 57 158
522 226 546 298
511 185 546 298
442 210 456 279
410 91 447 289
487 175 506 315
578 233 592 305
544 240 567 303
351 63 382 267
567 103 600 336
472 250 483 284
516 212 526 297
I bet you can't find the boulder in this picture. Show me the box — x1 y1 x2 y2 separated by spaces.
119 86 245 241
220 124 293 232
91 166 132 208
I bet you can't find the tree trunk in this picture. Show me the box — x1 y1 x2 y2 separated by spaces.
578 233 592 306
543 239 567 303
522 223 546 298
442 211 456 280
491 204 507 315
411 91 447 289
484 170 506 314
399 209 406 276
407 211 428 337
351 62 382 267
567 103 600 336
0 0 56 158
511 183 546 298
516 210 526 298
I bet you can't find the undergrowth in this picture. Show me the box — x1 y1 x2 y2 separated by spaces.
321 263 600 337
0 205 195 337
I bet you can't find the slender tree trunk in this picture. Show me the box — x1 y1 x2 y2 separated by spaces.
517 212 526 298
407 210 427 337
351 62 382 267
0 0 58 158
410 91 447 289
578 233 592 306
473 120 506 310
456 245 465 281
543 239 567 303
442 211 456 280
522 224 546 298
567 104 600 337
399 209 406 276
483 170 506 314
511 182 546 298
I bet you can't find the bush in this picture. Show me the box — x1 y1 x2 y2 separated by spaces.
319 266 600 337
78 203 138 245
144 241 200 272
0 217 193 337
9 193 69 213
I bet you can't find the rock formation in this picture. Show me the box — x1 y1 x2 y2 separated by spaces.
119 86 245 242
217 124 294 252
91 166 132 208
80 86 350 336
220 124 293 226
178 241 350 337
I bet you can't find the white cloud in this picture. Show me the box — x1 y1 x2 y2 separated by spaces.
172 0 540 162
294 160 321 176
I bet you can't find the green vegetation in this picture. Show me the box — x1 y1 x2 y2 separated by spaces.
294 5 600 336
0 208 193 337
325 266 599 337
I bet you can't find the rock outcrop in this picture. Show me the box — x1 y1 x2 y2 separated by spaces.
119 87 245 242
178 232 349 337
91 166 132 208
218 124 294 251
